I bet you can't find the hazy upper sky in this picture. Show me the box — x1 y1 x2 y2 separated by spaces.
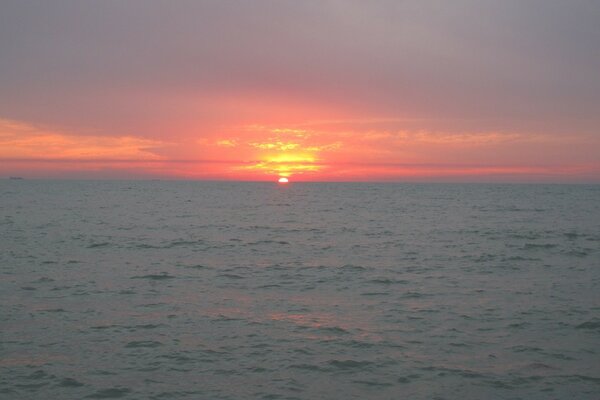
1 0 599 181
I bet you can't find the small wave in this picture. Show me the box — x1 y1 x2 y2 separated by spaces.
401 291 425 299
523 362 557 371
352 379 393 387
340 264 367 272
502 255 540 262
508 232 541 240
507 322 529 329
218 273 244 279
486 375 544 389
57 378 85 387
575 319 600 330
561 374 600 383
562 249 589 257
288 363 327 372
167 240 205 247
185 264 208 269
130 273 175 280
133 240 205 249
361 292 389 296
131 323 165 330
85 387 131 398
344 339 375 349
247 366 270 373
248 240 290 245
397 374 422 383
317 326 349 334
87 242 110 249
25 370 54 380
159 353 195 363
132 243 161 249
563 232 585 239
90 325 121 330
211 315 243 322
511 345 544 354
523 243 557 250
136 302 167 308
475 254 497 262
420 366 486 379
368 278 407 285
125 340 162 348
327 359 372 370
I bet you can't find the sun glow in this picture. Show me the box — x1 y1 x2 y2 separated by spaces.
278 177 289 183
233 126 331 179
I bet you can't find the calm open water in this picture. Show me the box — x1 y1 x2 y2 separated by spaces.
1 181 599 399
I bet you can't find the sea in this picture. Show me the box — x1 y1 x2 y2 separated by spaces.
1 180 599 400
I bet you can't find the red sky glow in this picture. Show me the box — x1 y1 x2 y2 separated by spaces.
1 1 599 182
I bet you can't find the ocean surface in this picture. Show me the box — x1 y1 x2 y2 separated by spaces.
1 180 599 400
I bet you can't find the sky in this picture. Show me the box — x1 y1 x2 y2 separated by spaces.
1 0 599 182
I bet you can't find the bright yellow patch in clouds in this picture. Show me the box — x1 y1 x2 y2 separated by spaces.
250 141 299 151
224 124 341 178
210 123 539 179
251 154 320 177
0 118 163 160
216 139 237 147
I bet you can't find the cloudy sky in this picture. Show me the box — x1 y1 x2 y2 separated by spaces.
1 0 599 181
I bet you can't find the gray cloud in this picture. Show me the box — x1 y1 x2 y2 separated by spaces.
0 0 599 136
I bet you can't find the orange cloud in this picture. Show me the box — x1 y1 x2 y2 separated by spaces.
0 118 164 160
1 116 598 182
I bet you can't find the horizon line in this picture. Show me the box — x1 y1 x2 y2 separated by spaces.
1 157 595 170
3 176 599 185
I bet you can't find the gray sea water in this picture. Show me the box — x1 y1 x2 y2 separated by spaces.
1 181 599 399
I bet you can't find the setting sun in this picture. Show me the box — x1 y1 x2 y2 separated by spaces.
278 177 289 183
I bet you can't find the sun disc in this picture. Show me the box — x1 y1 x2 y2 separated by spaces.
278 177 289 183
